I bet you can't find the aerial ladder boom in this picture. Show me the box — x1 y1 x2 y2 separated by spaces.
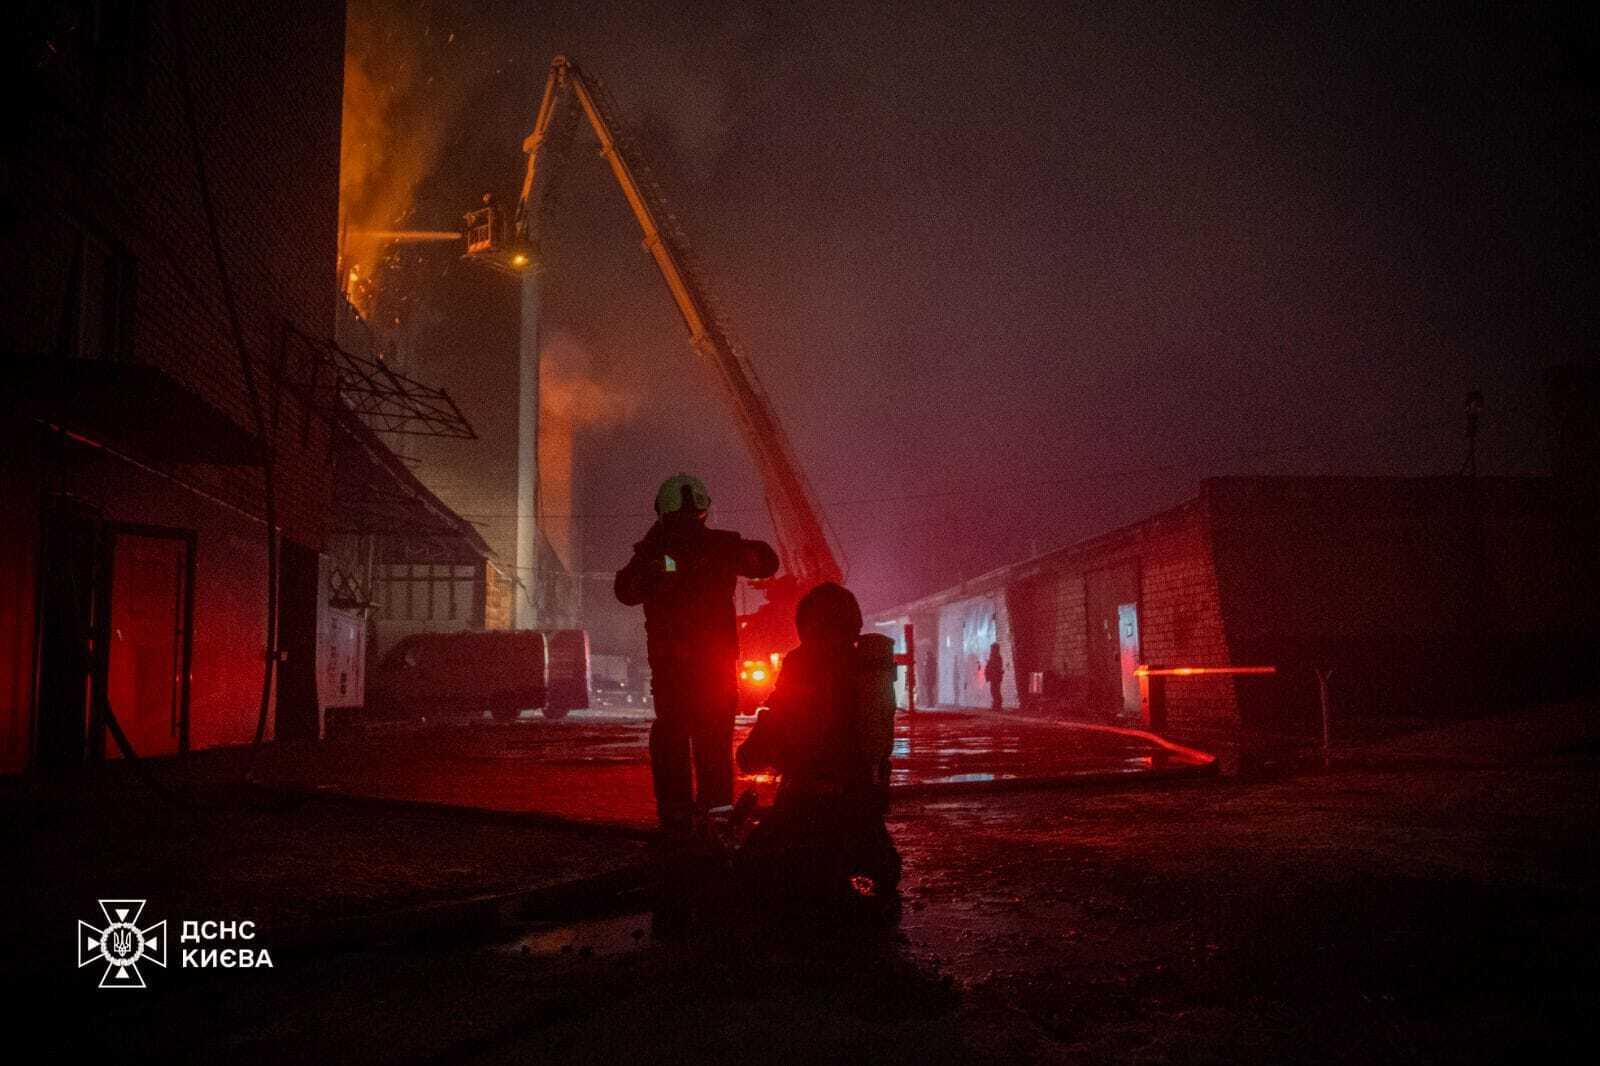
497 55 843 592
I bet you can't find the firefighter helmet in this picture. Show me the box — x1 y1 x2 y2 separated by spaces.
796 582 863 642
654 473 711 516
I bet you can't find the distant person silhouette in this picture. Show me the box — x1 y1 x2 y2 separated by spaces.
986 642 1005 712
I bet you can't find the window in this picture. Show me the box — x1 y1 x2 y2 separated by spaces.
1 211 135 361
22 0 150 117
372 564 481 623
65 224 136 360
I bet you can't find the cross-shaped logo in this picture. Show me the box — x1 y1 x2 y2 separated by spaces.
79 900 167 988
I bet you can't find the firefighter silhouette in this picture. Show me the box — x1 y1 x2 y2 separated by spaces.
615 474 778 831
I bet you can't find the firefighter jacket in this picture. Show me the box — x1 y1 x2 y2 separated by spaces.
614 519 778 673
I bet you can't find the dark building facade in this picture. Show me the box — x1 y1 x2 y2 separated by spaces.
1 1 348 771
872 477 1588 758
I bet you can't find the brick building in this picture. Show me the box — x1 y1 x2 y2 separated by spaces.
871 477 1586 757
0 1 348 771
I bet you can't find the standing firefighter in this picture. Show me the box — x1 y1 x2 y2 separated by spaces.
615 474 779 832
986 641 1006 712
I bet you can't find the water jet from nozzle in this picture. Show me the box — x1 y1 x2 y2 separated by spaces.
351 230 462 241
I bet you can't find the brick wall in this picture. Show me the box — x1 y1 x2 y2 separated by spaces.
1206 476 1571 720
873 477 1576 761
6 0 345 546
484 561 514 632
2 1 347 768
984 499 1239 730
1007 571 1088 708
1135 502 1239 742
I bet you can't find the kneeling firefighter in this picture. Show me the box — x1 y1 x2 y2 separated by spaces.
737 582 902 918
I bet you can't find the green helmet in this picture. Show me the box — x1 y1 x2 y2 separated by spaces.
654 473 711 516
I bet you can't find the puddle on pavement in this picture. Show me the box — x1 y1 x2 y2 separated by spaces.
498 913 652 960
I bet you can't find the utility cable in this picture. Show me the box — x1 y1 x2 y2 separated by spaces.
444 430 1425 524
168 0 280 756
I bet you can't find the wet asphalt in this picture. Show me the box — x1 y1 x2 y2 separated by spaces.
241 708 1210 828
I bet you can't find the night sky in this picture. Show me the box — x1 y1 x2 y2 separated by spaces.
351 0 1597 618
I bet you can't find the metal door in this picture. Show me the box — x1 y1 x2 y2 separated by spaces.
103 527 194 759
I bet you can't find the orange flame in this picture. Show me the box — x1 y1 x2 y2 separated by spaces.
337 6 453 321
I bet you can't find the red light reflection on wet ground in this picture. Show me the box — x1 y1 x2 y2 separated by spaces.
250 710 1207 829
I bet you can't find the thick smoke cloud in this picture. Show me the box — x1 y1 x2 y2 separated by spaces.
344 0 1597 623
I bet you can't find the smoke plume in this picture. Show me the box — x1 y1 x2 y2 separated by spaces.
338 2 458 321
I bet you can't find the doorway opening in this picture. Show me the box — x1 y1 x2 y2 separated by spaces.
35 506 195 771
275 539 321 741
1117 602 1142 721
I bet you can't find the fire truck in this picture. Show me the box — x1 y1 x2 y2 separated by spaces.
466 55 851 712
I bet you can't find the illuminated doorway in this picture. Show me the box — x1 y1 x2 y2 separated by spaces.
102 527 194 760
34 510 194 769
1117 602 1141 721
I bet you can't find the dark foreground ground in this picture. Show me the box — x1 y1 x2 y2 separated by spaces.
9 703 1595 1064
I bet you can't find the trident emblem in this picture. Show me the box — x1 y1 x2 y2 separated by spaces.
79 900 167 988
